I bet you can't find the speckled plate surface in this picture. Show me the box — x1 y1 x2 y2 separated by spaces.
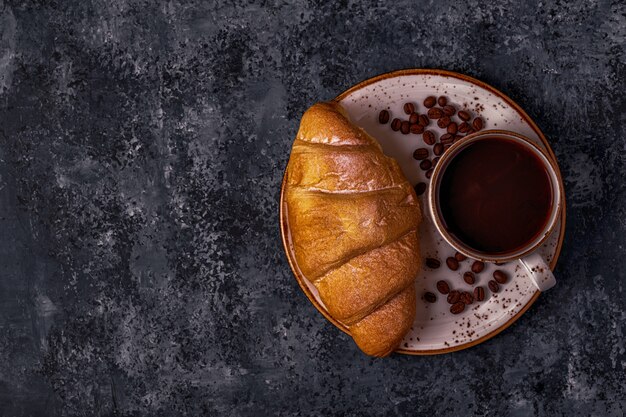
280 69 566 355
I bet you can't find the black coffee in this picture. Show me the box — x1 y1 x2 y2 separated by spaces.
439 138 553 254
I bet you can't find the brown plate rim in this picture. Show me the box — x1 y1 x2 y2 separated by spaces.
280 68 567 355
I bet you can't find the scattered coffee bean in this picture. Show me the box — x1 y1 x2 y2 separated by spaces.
404 102 415 115
425 168 434 179
450 302 465 314
443 144 452 152
472 117 483 131
426 258 441 269
418 114 429 126
423 130 436 145
424 96 436 108
424 291 437 303
427 107 443 119
379 110 390 124
454 252 467 262
437 116 451 129
433 143 444 156
463 271 475 285
471 260 485 273
413 148 429 160
440 133 454 144
432 156 440 167
391 118 401 131
409 112 419 124
466 127 476 135
447 122 458 134
446 256 459 271
458 121 470 133
436 280 450 294
414 182 427 196
474 286 485 301
437 96 447 106
461 291 474 305
410 123 424 134
443 105 456 116
488 280 500 293
420 159 432 170
458 110 471 121
401 121 410 134
493 270 508 284
447 290 461 304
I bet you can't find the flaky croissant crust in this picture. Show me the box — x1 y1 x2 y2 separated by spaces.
285 102 422 357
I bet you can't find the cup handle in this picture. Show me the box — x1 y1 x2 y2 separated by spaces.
519 252 556 291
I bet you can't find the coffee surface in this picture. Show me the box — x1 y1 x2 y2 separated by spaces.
439 138 553 254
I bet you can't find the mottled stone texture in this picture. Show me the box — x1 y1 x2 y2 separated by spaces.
0 0 624 416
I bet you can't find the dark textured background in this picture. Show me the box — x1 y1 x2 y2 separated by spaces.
0 0 624 416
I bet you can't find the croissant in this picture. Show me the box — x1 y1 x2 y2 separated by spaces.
285 102 422 356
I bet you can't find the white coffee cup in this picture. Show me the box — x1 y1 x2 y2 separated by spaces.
428 130 564 291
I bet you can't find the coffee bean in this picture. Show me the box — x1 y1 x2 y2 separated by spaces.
454 252 467 262
433 143 444 156
404 102 415 115
450 302 465 314
471 260 485 273
437 96 447 106
472 117 483 131
409 112 419 124
423 130 436 145
440 133 454 144
424 96 436 108
436 117 450 129
458 110 471 121
466 128 476 135
414 182 427 196
424 292 437 303
425 168 434 179
447 290 461 304
427 108 443 119
378 110 390 124
458 121 470 133
488 280 500 293
493 270 508 284
461 291 474 305
410 123 424 134
401 121 410 134
413 148 429 160
391 118 401 131
447 122 458 134
426 258 441 269
446 257 459 271
420 159 432 170
443 105 456 116
443 144 452 152
436 280 450 294
463 271 475 285
418 114 429 126
474 286 485 301
432 156 440 167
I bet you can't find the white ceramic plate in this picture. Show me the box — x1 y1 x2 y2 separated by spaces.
281 69 565 354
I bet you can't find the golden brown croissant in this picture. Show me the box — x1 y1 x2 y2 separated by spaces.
285 101 422 356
